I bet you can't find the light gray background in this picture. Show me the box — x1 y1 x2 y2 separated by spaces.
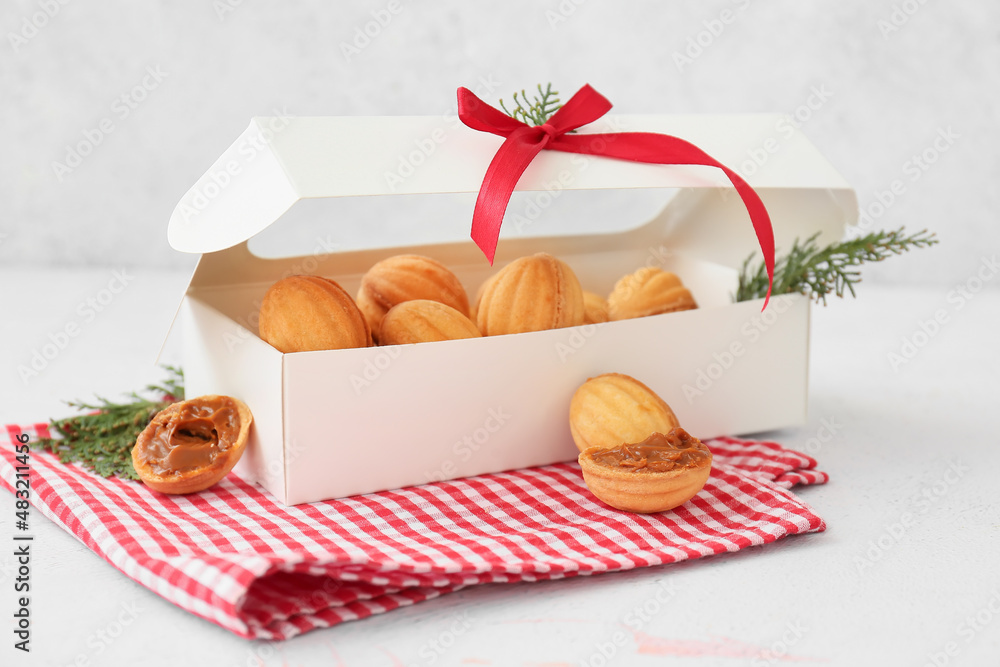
2 1 997 287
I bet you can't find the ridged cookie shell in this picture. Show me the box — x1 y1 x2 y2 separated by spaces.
476 253 585 336
607 267 697 320
379 300 482 345
569 373 680 453
258 275 372 352
357 254 470 339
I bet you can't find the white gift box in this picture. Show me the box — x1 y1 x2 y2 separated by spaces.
166 114 857 505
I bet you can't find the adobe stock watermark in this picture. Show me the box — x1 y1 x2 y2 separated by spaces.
606 241 674 301
887 255 997 372
731 85 833 181
681 294 797 403
853 459 969 575
386 75 628 192
56 599 143 667
224 297 264 352
623 578 680 631
51 66 169 182
349 345 405 395
231 640 280 667
554 322 600 363
213 0 244 21
877 0 932 39
921 589 1000 667
847 126 959 239
176 109 291 223
383 75 501 191
17 269 134 385
222 235 340 352
507 115 631 237
507 168 576 236
230 579 344 667
255 438 308 492
749 621 809 667
798 417 843 457
555 244 673 364
672 0 754 73
544 0 591 30
7 0 72 53
422 408 512 483
340 0 407 62
580 578 679 667
403 611 474 667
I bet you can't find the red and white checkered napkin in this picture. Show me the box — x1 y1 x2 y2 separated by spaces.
1 424 826 641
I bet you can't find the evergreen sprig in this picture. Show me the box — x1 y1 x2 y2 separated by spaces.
33 366 185 480
735 227 938 304
499 83 563 126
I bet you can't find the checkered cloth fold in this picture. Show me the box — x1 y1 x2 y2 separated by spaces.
1 424 826 640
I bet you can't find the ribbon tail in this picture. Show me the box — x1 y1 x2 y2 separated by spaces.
717 164 774 309
553 132 776 309
470 131 547 264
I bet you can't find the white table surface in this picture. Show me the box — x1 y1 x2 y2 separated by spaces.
2 267 998 667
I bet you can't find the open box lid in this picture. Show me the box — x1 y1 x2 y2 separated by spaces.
167 114 857 288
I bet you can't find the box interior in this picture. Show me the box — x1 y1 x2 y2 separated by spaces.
193 219 739 336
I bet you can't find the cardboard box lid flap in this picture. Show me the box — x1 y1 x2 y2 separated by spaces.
167 115 856 256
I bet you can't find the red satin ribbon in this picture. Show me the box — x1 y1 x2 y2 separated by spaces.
457 84 775 307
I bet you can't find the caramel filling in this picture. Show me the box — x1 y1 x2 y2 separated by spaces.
137 397 239 475
589 428 711 472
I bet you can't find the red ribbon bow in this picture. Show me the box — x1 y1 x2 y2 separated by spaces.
457 84 775 307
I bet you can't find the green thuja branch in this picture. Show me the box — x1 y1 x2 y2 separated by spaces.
736 227 938 304
499 83 563 126
33 366 185 479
